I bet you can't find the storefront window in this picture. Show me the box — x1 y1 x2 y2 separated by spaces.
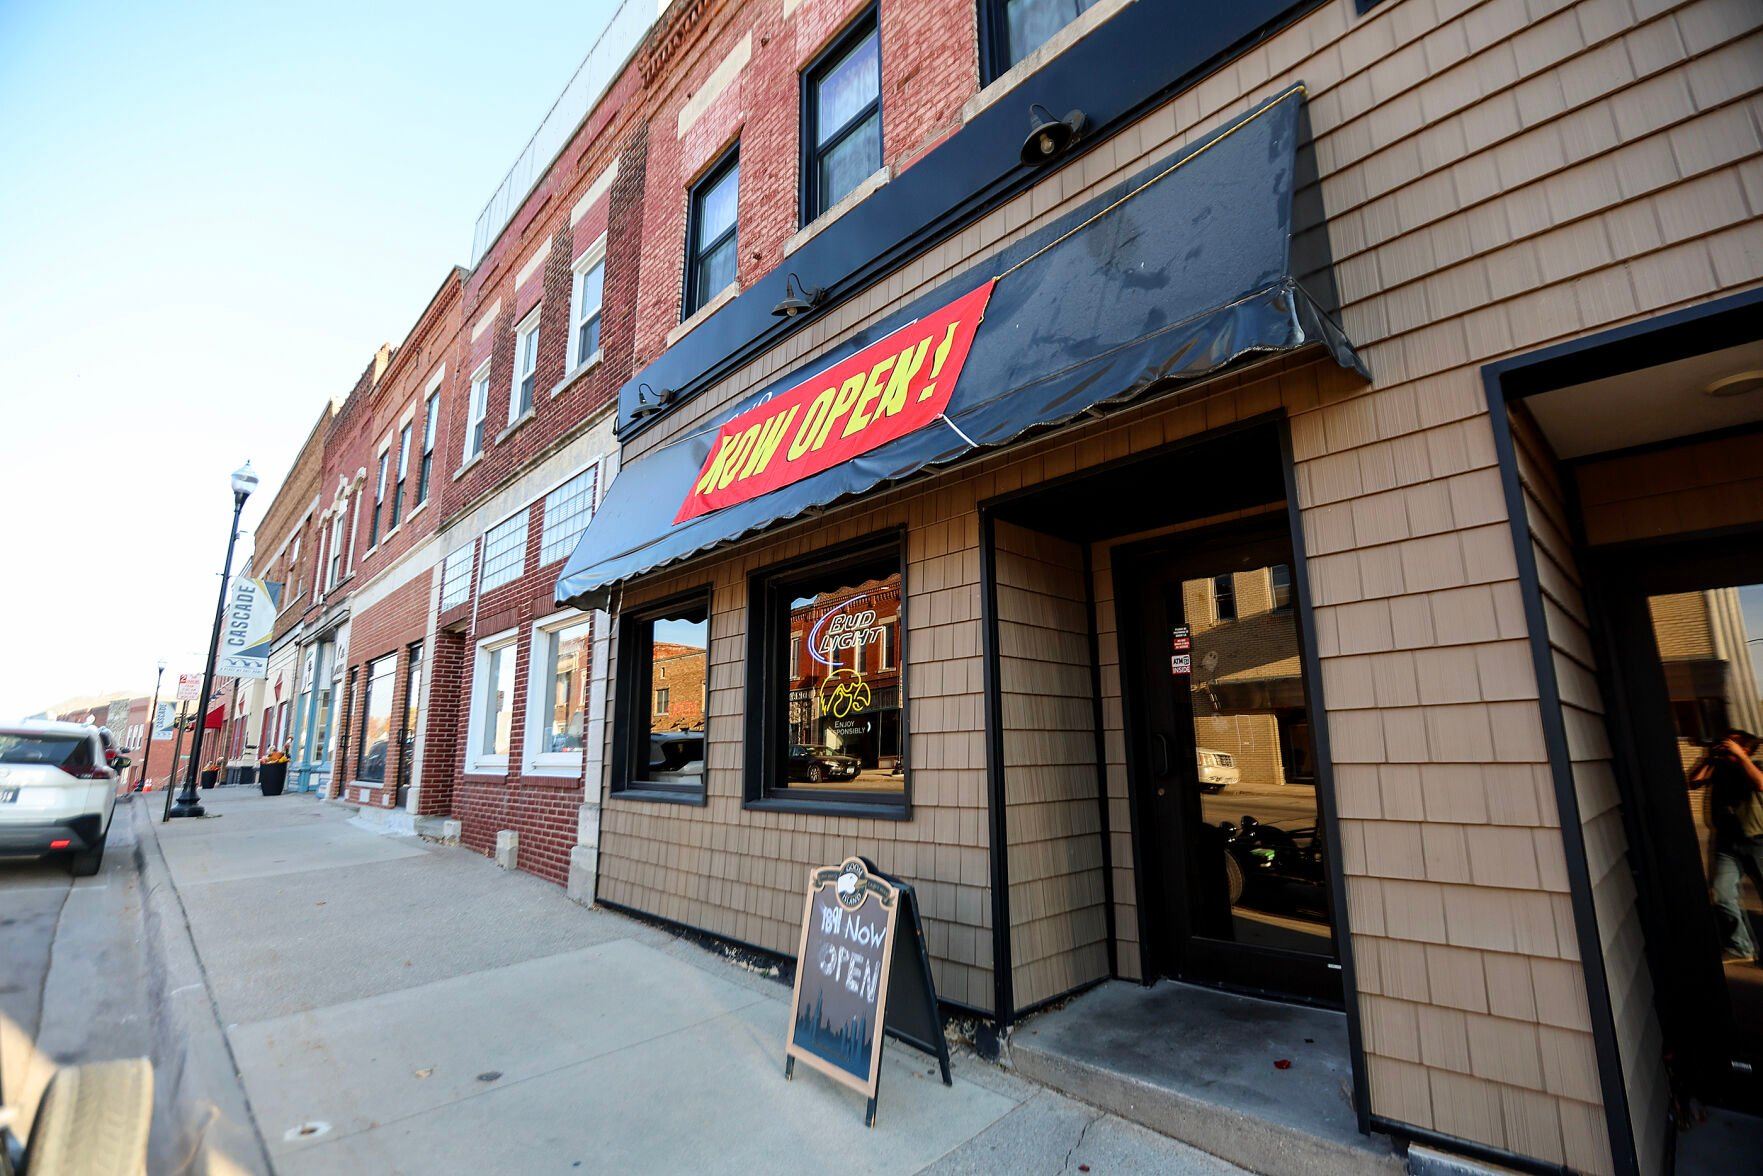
748 540 906 813
357 654 396 783
481 641 516 759
541 618 592 754
612 594 709 799
399 643 422 801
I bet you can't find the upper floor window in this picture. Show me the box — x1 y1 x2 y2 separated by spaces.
464 361 491 462
327 504 347 590
390 423 411 532
440 543 475 611
417 378 441 505
982 0 1098 80
289 535 302 598
684 148 739 318
370 451 389 548
539 466 597 566
511 310 541 420
480 509 528 593
1270 563 1293 613
1211 573 1236 622
804 13 881 221
569 244 606 371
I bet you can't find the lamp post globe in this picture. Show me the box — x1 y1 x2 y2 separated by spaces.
169 460 256 820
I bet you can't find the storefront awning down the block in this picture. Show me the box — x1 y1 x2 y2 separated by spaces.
557 84 1366 611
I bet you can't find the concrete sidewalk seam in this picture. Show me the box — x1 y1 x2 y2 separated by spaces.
133 802 276 1175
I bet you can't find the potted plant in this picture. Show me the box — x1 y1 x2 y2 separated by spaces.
259 748 290 796
200 758 220 789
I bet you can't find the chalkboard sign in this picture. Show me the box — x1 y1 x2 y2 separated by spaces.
784 856 952 1126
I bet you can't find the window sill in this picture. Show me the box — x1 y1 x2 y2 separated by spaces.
785 166 891 258
667 281 739 348
495 408 536 445
452 451 484 482
962 0 1134 124
551 350 603 399
467 756 509 775
610 785 707 807
744 795 910 821
524 760 583 779
406 500 429 524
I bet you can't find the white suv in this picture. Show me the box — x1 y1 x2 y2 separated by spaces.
0 721 122 876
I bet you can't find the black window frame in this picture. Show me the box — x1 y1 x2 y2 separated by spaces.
978 0 1097 84
610 587 712 805
743 530 910 820
1212 572 1236 621
800 8 883 226
682 145 740 320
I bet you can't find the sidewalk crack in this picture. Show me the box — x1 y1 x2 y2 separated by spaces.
1061 1110 1102 1173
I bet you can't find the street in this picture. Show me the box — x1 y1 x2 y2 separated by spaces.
2 787 1245 1174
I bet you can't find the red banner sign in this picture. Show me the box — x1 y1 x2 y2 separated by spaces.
675 281 994 524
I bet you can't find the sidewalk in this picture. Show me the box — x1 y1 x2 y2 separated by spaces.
139 787 1245 1174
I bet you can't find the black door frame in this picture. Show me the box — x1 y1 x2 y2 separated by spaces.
1480 285 1763 1176
973 410 1371 1135
1111 513 1344 1006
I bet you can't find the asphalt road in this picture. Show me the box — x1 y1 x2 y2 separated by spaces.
0 794 156 1146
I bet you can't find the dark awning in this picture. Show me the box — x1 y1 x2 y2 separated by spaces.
558 85 1364 610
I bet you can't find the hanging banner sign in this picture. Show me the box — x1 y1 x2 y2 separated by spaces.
784 856 952 1126
152 701 178 741
217 578 282 679
676 281 995 524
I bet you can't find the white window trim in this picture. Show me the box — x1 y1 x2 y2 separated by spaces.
509 308 541 423
523 610 595 776
565 234 608 374
538 460 599 567
463 360 491 464
465 626 520 774
478 508 529 595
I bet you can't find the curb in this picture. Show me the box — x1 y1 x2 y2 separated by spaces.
131 802 273 1175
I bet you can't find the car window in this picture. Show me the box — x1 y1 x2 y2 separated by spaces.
0 733 88 767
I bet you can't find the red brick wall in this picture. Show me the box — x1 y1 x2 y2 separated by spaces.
340 575 434 808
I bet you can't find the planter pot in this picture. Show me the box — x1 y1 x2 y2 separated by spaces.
259 762 288 796
200 769 218 789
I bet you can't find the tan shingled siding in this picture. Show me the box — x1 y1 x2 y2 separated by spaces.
1511 406 1669 1174
596 0 1763 1167
1578 430 1763 548
994 522 1111 1009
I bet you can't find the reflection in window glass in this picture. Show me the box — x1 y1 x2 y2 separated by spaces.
481 643 516 757
1000 0 1097 73
543 620 593 753
772 552 905 799
1179 561 1330 955
619 601 708 792
808 21 881 217
687 154 739 315
358 655 396 782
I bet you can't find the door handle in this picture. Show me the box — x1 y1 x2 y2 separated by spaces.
1153 733 1173 777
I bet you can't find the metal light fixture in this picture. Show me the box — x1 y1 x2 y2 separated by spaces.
1019 104 1086 167
627 382 675 424
771 273 826 318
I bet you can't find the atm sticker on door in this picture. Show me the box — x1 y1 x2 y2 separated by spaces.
1171 653 1191 676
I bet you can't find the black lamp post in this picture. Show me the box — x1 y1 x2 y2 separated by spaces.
138 659 166 793
169 461 259 820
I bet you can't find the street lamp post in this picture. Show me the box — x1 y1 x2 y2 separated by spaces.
139 659 166 793
169 462 259 820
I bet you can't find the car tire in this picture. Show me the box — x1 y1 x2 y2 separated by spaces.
20 1058 152 1176
1223 851 1245 906
69 833 105 878
806 764 822 783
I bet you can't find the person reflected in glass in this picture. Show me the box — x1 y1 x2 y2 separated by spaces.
1689 728 1763 962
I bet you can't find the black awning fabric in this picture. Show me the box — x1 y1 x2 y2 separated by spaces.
558 85 1365 610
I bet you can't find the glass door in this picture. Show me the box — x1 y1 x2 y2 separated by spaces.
1121 522 1340 1003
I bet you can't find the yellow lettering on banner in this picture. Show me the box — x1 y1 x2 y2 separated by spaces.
916 320 961 401
842 355 898 438
694 433 740 497
789 387 838 460
876 336 930 419
813 373 869 451
716 422 764 491
738 404 799 480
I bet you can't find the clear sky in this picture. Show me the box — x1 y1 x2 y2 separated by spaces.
0 0 616 719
